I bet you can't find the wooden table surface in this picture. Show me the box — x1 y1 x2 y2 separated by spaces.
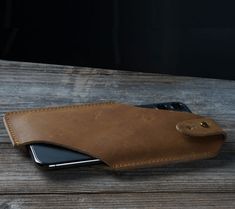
0 60 234 209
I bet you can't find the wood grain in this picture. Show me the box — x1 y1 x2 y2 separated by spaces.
0 59 234 208
0 143 234 194
0 193 235 209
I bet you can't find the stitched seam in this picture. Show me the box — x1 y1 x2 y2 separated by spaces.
112 152 215 169
5 101 116 116
4 101 115 145
4 115 20 145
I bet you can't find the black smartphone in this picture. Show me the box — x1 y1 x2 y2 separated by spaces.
28 102 191 168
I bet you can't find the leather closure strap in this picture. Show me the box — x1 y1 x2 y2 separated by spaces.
176 118 226 138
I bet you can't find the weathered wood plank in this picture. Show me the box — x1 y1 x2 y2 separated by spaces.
0 60 234 208
0 193 235 209
0 143 234 194
0 60 234 142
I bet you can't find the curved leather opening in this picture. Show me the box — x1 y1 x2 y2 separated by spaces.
25 141 108 167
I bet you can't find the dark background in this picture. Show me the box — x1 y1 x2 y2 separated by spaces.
0 0 235 79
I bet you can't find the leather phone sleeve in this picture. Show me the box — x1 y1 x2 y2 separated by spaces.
3 102 226 170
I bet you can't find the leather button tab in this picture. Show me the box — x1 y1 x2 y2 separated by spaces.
176 117 226 138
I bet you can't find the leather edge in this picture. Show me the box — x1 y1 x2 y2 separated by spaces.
3 114 19 146
111 145 224 170
2 101 117 147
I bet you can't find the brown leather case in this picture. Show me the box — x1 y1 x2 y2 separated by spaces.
3 102 226 170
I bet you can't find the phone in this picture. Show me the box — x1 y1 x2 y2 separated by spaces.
28 102 191 168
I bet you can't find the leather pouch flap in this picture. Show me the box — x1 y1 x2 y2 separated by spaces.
176 118 226 137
